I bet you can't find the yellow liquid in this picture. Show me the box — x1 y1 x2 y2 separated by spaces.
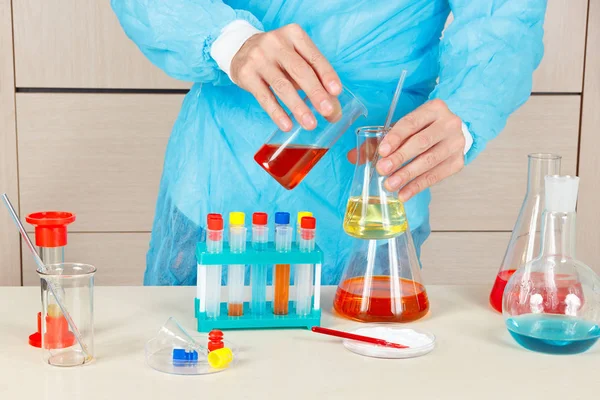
343 196 408 239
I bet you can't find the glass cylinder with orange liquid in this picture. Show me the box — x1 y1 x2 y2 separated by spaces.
334 126 429 323
254 87 367 190
489 154 561 312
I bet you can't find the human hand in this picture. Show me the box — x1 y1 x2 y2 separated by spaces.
376 99 466 201
230 24 343 132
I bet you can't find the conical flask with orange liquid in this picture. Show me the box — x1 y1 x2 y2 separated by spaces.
489 153 561 312
333 126 429 322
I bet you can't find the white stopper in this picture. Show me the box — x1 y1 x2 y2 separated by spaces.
544 175 580 212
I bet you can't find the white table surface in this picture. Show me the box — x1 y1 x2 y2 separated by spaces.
0 285 597 400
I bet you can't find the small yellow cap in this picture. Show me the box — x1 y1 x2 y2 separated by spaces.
229 212 245 226
207 347 233 369
297 211 312 225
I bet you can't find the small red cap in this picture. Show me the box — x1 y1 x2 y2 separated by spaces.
301 216 316 229
25 211 76 248
252 212 268 225
207 214 223 230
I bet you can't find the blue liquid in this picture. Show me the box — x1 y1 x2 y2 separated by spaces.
506 314 600 355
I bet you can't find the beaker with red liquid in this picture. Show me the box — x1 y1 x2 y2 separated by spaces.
254 87 367 190
489 154 561 312
333 234 429 323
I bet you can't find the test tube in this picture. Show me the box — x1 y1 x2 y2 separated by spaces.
228 212 247 317
296 211 312 244
295 216 316 316
251 212 269 315
205 214 224 318
273 212 292 315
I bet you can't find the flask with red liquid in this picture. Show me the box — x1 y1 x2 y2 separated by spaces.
489 154 561 312
254 87 367 190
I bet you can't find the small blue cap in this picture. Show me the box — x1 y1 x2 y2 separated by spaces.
275 212 290 225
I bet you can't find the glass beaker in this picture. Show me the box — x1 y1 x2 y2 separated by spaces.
489 154 561 312
333 235 429 323
38 263 95 366
343 126 407 239
254 87 367 190
503 176 600 354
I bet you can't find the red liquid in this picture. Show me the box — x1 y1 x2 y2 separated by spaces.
490 269 584 314
490 269 516 312
333 276 429 323
254 144 329 190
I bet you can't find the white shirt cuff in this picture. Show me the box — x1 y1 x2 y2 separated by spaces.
461 121 473 155
210 20 263 82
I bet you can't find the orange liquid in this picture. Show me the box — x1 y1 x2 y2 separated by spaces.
254 144 329 190
333 276 429 322
228 303 243 317
273 264 291 315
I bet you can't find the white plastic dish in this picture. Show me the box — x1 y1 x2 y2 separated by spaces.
342 326 435 359
145 335 238 375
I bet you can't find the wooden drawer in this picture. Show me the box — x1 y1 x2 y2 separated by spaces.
12 0 587 92
17 93 578 233
17 93 182 231
429 95 579 231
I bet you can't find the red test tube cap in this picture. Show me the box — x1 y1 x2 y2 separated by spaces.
207 214 223 230
252 212 268 225
301 216 316 229
26 211 76 248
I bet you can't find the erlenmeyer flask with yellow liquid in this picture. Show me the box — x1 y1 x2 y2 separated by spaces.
334 126 429 323
343 126 408 239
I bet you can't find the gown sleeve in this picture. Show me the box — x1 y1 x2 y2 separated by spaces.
110 0 264 84
429 0 548 164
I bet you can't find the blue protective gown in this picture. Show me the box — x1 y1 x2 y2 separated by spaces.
111 0 547 285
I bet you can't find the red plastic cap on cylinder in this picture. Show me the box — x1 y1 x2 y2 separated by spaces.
252 212 268 225
301 216 316 240
207 214 223 230
25 211 76 248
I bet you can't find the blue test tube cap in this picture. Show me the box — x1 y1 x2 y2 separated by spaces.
275 212 290 225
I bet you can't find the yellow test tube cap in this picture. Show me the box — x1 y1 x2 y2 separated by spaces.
229 212 245 226
207 347 234 369
297 211 312 225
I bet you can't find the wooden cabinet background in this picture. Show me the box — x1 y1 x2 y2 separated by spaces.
1 0 598 286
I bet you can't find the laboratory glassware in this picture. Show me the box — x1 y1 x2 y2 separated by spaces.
489 153 561 312
254 87 367 190
295 217 316 316
227 212 246 316
251 212 269 315
273 212 292 315
311 326 408 349
39 262 96 366
25 211 76 347
343 126 408 239
503 176 600 354
145 317 237 375
203 214 224 318
296 211 312 244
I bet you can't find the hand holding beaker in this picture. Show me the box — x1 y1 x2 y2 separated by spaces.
231 24 343 131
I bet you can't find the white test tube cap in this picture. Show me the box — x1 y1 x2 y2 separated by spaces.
545 175 579 213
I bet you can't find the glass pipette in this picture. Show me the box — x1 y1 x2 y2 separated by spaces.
251 213 268 315
1 193 92 361
228 212 246 316
295 216 316 316
273 212 292 315
205 214 224 318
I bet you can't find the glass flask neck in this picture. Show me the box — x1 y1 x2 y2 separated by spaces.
526 154 561 195
538 210 576 258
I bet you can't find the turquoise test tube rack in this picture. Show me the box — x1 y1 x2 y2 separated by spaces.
195 241 323 332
